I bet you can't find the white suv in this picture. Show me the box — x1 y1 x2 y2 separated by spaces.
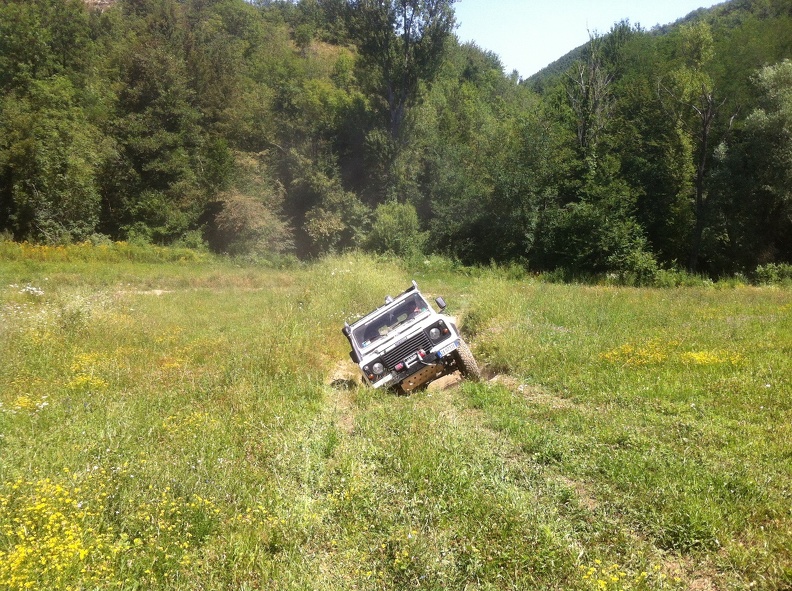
342 281 480 393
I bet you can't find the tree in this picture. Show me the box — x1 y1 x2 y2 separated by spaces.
746 60 792 229
541 27 656 275
295 156 370 254
711 59 792 268
0 78 106 242
659 22 731 271
0 0 106 242
0 0 94 93
365 200 425 257
206 149 293 257
563 33 613 158
99 1 221 244
610 31 694 267
213 190 293 256
338 0 456 140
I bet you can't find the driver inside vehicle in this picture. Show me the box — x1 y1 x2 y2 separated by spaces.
409 296 428 319
393 295 427 323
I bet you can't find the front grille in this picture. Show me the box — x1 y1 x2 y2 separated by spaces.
382 331 432 369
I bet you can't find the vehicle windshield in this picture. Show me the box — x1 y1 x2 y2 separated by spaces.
352 293 431 350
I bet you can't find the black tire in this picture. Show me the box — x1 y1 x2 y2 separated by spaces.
454 340 481 381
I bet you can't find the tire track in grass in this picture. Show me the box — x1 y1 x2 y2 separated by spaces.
438 372 721 591
326 359 360 434
323 352 719 590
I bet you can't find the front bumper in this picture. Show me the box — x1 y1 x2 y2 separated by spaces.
368 338 459 390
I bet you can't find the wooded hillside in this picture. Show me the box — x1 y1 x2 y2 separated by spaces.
1 0 791 277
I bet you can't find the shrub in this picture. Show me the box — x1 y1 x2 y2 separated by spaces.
618 248 659 286
755 262 792 285
214 191 294 257
365 201 427 258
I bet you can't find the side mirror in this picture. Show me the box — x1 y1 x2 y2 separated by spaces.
435 296 447 310
349 350 360 364
342 324 351 337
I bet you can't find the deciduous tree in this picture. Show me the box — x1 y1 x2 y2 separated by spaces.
340 0 456 140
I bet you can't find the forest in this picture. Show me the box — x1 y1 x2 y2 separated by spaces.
1 0 791 278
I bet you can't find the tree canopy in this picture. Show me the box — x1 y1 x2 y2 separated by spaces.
1 0 790 277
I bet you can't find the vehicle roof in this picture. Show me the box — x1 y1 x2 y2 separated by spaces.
348 282 422 330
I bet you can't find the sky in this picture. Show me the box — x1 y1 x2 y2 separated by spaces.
454 0 725 78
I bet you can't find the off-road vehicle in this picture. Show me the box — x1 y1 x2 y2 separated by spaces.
342 281 480 393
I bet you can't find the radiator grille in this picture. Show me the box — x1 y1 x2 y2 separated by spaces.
382 332 432 369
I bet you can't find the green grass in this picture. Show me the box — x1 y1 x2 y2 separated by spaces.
1 246 790 590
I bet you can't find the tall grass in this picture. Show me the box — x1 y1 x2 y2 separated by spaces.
461 278 792 588
1 247 790 590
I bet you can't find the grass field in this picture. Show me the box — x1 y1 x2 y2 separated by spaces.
1 243 790 590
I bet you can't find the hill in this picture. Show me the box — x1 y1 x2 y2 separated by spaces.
1 0 791 277
524 0 782 89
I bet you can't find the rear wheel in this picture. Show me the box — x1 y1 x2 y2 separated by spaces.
454 340 480 381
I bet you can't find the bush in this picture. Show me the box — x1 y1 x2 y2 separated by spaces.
365 201 427 258
755 263 792 285
653 268 685 288
618 248 659 286
214 191 294 257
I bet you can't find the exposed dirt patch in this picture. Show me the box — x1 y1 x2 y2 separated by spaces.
487 373 575 409
330 389 356 434
689 577 718 591
327 359 360 390
663 556 721 591
556 475 600 512
426 373 462 392
116 289 173 297
327 359 361 434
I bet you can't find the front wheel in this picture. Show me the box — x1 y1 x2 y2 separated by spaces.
454 340 481 381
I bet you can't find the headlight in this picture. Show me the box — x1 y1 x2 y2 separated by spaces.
429 327 441 341
372 362 384 375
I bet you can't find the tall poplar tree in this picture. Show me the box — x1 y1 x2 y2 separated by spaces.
659 22 730 271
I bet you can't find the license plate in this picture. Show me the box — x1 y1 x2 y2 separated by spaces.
375 374 393 387
438 341 458 357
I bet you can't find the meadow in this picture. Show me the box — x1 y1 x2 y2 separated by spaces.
0 242 790 590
